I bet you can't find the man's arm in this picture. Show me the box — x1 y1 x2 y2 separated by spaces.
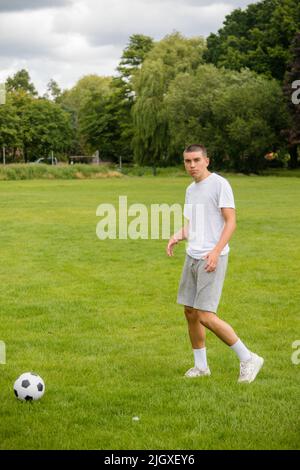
204 207 236 272
166 221 189 257
214 207 236 255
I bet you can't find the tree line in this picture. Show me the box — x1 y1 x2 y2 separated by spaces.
0 0 299 173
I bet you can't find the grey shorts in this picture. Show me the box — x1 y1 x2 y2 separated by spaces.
177 254 228 314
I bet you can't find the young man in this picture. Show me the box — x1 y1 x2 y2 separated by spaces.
166 144 264 383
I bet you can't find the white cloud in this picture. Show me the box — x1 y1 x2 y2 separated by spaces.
0 10 58 58
0 0 258 94
54 0 233 45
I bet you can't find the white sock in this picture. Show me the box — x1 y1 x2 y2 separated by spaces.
230 339 251 362
193 348 208 370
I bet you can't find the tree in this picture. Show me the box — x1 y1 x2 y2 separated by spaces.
204 0 300 81
21 98 73 161
0 89 74 162
132 59 167 172
75 37 154 162
44 79 62 102
59 75 112 155
6 69 38 95
132 32 206 172
79 87 117 161
72 76 131 161
104 77 135 162
102 34 155 162
165 65 289 173
4 90 33 162
7 91 73 161
164 64 230 165
117 34 154 84
0 95 21 161
282 32 300 168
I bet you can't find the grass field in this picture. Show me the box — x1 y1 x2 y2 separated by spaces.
0 174 299 450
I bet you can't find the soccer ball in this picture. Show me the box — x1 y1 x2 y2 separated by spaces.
14 372 45 401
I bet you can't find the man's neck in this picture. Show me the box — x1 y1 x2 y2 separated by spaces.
194 171 212 183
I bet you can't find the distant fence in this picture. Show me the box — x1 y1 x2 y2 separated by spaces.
68 151 111 165
69 155 99 165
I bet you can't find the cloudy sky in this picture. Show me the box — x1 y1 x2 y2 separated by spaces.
0 0 257 94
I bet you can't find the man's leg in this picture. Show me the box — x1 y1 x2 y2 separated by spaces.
184 306 210 377
184 305 206 348
196 309 238 346
196 309 264 383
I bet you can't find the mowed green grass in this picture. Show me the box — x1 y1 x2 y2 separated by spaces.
0 174 299 450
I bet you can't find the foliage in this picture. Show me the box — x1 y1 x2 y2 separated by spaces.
204 0 300 81
282 32 300 168
98 34 155 162
44 79 62 102
78 84 117 160
0 94 21 151
132 32 206 171
59 75 112 155
75 35 154 162
0 85 73 162
20 97 74 161
6 69 38 95
165 65 289 172
117 34 154 84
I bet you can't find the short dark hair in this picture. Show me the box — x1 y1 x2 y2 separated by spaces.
183 144 208 157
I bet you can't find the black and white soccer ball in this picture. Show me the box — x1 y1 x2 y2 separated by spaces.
14 372 45 401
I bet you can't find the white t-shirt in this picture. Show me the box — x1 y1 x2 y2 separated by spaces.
184 172 235 259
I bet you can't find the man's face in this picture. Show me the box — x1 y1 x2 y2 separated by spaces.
183 151 209 180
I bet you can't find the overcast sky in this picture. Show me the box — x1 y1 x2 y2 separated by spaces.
0 0 257 94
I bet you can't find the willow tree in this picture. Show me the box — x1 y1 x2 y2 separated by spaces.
132 32 206 173
108 34 154 162
132 59 167 174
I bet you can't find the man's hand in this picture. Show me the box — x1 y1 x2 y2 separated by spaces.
166 236 179 257
203 249 220 272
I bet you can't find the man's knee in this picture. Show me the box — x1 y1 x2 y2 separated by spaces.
184 306 199 323
198 310 216 328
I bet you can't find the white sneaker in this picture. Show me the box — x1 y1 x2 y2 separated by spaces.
238 352 264 383
184 366 211 378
